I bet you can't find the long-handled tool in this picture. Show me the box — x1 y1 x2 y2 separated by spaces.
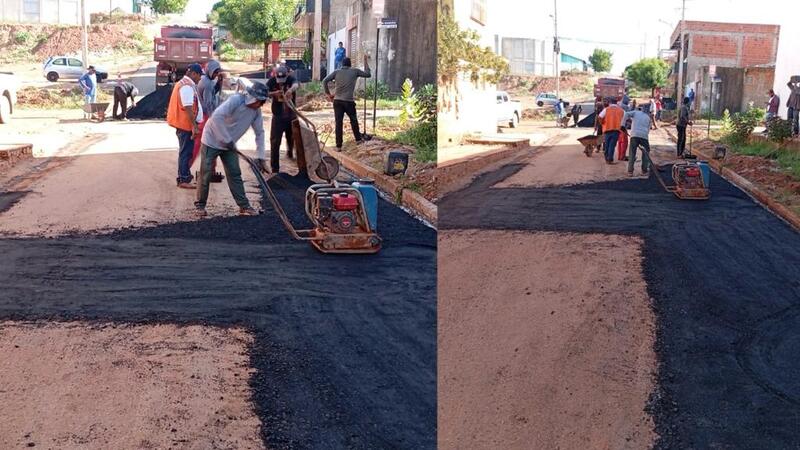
235 97 382 254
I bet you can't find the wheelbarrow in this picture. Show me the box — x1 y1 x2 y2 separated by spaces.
577 134 602 157
83 102 109 122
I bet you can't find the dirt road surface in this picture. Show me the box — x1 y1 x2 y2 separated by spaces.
0 107 436 449
439 125 800 449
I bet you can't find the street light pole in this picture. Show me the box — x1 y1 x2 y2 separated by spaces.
80 0 88 67
553 0 559 98
677 0 686 103
312 0 322 81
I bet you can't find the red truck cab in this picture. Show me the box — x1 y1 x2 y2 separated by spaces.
154 25 214 86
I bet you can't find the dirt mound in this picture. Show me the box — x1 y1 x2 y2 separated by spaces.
126 83 173 120
32 24 141 58
297 93 329 112
501 73 594 95
16 86 82 107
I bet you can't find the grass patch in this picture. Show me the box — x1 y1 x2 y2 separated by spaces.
393 121 436 163
728 139 800 180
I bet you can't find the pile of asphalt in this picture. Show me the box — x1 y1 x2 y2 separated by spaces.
126 83 173 120
440 164 800 449
0 174 437 449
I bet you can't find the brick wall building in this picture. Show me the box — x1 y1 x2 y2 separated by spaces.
669 20 780 114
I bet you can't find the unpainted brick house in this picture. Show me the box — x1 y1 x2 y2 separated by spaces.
669 20 780 114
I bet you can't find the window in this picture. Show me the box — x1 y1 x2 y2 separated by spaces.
68 59 82 67
23 0 40 22
471 0 486 25
496 94 503 104
53 58 66 66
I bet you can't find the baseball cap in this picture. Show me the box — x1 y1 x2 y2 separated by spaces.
187 63 203 74
275 66 288 80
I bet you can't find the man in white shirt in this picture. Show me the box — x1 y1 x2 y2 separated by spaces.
166 64 204 188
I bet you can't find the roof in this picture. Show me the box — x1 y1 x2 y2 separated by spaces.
560 53 586 64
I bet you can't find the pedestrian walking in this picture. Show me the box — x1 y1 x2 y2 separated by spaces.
676 97 692 157
334 42 346 70
655 96 663 122
787 79 800 136
267 65 300 173
598 98 624 164
571 103 582 127
322 54 371 149
623 105 655 176
194 82 268 217
166 63 204 189
112 78 138 120
193 59 225 182
649 96 658 129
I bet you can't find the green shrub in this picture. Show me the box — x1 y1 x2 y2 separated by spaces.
393 121 436 163
361 80 392 100
299 80 323 96
218 41 244 62
414 84 437 124
767 117 793 143
724 106 763 145
398 78 416 124
14 30 32 44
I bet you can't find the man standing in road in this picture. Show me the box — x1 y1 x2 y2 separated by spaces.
194 82 268 217
323 54 371 149
112 77 138 120
79 66 97 118
598 97 624 164
334 42 346 70
570 103 582 127
787 78 800 136
676 97 692 157
166 63 204 189
266 65 300 173
193 59 225 183
623 105 655 176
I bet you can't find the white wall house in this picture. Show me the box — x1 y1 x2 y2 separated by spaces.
1 0 137 25
773 10 800 117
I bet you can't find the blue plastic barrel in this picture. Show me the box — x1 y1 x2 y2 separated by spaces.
697 161 710 188
352 179 378 230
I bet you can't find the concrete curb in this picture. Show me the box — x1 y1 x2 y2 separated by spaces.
323 147 437 226
662 127 800 231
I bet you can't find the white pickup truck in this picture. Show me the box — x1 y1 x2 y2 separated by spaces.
496 91 522 128
0 71 19 124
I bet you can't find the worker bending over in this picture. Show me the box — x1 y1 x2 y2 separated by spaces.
112 78 138 120
623 105 654 176
194 81 268 217
322 54 371 149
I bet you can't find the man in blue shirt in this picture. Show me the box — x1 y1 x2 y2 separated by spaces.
79 66 97 119
622 106 655 176
334 42 346 70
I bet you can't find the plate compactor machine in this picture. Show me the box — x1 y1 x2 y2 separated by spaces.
236 99 382 254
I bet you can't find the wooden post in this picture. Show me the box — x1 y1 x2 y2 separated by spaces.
313 0 322 81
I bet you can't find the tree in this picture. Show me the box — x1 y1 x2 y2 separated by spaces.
142 0 189 15
212 0 298 66
625 58 669 95
437 11 508 85
588 48 613 73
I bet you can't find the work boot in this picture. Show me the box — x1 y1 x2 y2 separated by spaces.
177 182 196 189
239 207 259 216
210 172 225 183
194 208 208 217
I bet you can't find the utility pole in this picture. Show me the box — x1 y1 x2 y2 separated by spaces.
312 0 322 81
677 0 686 103
553 0 559 98
80 0 88 67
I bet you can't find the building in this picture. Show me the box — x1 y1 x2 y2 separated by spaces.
499 37 555 76
327 0 435 92
438 0 497 145
293 0 330 73
561 53 587 72
668 20 780 114
771 13 800 118
1 0 141 24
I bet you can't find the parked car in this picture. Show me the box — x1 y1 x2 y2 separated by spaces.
536 92 559 107
0 71 19 124
42 56 108 82
497 91 522 128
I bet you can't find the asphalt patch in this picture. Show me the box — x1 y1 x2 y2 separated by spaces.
0 191 28 214
0 174 436 449
440 163 800 449
126 83 173 120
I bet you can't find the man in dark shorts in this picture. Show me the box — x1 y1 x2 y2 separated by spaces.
266 65 299 173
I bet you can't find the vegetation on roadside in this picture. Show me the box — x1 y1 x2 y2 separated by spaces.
370 79 437 163
141 0 189 14
589 48 613 72
212 0 298 66
624 58 668 96
437 7 508 86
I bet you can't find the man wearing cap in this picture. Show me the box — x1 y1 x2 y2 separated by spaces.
598 97 625 164
79 66 97 119
322 54 371 149
192 59 225 182
194 81 269 217
166 63 204 189
266 65 300 173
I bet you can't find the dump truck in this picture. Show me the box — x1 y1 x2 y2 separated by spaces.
154 25 214 86
593 77 625 100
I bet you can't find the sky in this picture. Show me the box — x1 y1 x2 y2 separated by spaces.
489 0 795 75
182 0 218 22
